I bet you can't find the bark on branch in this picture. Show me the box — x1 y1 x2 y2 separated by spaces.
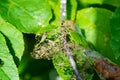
61 21 82 80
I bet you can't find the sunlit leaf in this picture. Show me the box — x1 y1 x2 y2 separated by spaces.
78 0 120 7
0 0 52 33
49 0 60 25
0 16 24 60
67 0 77 20
76 8 115 61
0 33 19 80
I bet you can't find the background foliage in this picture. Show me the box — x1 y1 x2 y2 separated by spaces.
0 0 120 80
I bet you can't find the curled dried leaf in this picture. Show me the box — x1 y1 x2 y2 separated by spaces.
94 59 120 80
31 33 62 60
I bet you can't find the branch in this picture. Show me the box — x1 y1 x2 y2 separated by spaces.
61 21 82 80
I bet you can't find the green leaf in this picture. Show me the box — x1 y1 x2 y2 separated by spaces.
70 31 87 47
0 33 19 80
53 52 74 80
0 16 24 61
76 8 115 61
110 7 120 59
69 24 88 47
0 0 52 33
49 0 60 25
78 0 120 7
53 51 95 80
67 0 77 20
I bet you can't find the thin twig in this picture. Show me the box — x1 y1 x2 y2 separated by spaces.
60 0 66 20
61 21 82 80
